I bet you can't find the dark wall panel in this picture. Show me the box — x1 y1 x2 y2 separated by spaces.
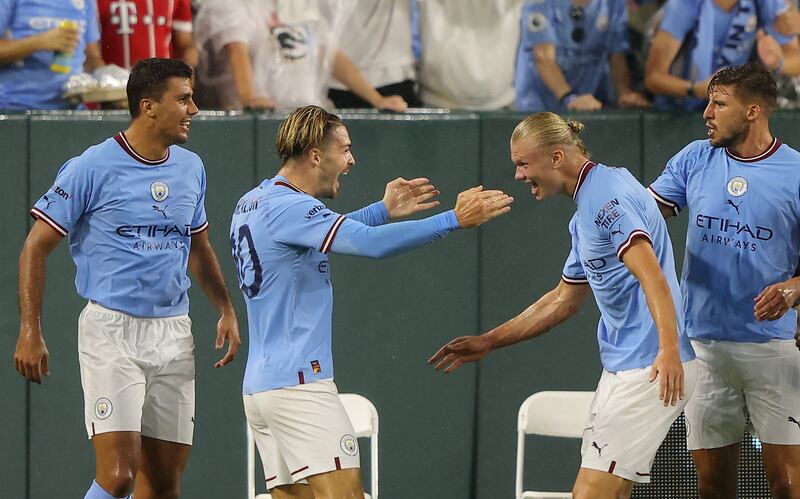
0 114 30 499
180 114 256 499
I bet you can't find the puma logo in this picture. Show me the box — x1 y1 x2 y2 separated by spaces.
592 441 608 456
789 416 800 429
152 205 168 218
43 195 55 210
610 224 623 237
726 199 742 214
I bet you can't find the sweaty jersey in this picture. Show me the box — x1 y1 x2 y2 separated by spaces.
97 0 193 69
562 162 695 372
232 176 459 394
515 0 628 112
30 132 208 317
0 0 100 109
649 138 800 342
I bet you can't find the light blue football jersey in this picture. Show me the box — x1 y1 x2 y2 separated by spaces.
562 162 695 372
231 176 460 394
0 0 100 109
30 132 208 317
515 0 629 112
649 138 800 342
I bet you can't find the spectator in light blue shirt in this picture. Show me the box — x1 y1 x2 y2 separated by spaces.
645 0 800 110
514 0 649 112
0 0 104 109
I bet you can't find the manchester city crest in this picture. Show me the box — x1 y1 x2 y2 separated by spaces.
340 434 358 456
95 398 113 420
726 176 748 197
151 181 169 202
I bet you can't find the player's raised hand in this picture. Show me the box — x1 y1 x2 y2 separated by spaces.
383 177 440 219
649 346 684 407
454 186 513 228
754 280 798 321
14 327 50 384
428 335 491 374
214 312 241 368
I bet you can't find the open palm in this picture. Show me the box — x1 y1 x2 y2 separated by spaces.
383 177 440 219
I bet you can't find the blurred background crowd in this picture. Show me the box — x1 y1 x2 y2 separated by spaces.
3 0 800 113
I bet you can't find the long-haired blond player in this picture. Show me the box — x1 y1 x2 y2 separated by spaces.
431 112 696 499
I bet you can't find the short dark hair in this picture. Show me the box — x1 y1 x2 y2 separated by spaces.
708 64 778 112
275 106 345 163
127 58 193 118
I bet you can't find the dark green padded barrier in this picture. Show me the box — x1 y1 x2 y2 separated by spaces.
27 112 132 499
0 114 30 499
475 112 643 498
180 113 256 499
256 112 482 499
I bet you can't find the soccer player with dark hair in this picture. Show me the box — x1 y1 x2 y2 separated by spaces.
14 58 240 499
231 105 512 498
649 63 800 498
429 112 696 499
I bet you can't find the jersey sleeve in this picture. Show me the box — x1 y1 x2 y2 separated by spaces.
594 191 653 261
30 159 93 237
345 201 389 227
269 194 346 253
520 0 557 50
329 210 459 258
561 215 588 284
84 0 101 44
658 0 700 41
648 142 695 215
172 0 193 32
191 163 209 234
754 0 792 45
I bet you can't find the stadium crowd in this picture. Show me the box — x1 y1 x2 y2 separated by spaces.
3 0 800 112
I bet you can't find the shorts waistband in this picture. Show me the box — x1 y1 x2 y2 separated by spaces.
86 301 189 321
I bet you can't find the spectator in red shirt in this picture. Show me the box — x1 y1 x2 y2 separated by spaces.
97 0 198 69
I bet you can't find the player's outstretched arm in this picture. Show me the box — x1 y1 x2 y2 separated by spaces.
383 177 440 220
330 186 512 258
345 177 441 226
428 279 591 374
15 221 63 384
622 237 683 407
189 231 241 368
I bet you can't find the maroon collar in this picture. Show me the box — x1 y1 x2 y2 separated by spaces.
572 161 596 200
274 177 305 193
725 137 781 163
114 132 169 165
